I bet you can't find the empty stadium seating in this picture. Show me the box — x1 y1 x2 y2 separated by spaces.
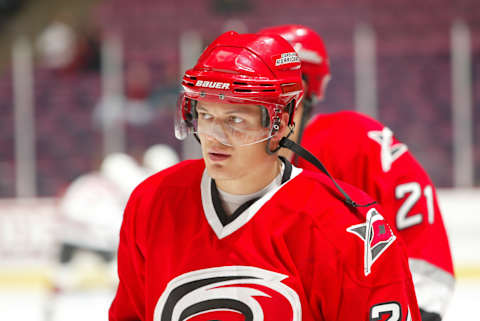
0 0 479 196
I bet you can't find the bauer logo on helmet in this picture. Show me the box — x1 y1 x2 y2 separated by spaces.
195 80 231 90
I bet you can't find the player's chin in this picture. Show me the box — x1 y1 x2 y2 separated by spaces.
205 161 234 180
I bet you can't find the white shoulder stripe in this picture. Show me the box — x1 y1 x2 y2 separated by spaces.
409 258 455 317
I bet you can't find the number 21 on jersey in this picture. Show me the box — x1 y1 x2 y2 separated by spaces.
395 182 434 230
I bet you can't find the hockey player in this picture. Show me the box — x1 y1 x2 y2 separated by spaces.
259 25 455 321
53 152 146 285
109 31 421 321
47 153 147 320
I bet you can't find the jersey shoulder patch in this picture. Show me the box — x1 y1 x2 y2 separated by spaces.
346 208 396 276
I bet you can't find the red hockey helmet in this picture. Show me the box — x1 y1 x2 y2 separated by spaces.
176 31 304 146
259 25 331 101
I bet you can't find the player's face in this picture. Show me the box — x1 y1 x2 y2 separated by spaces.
197 101 281 193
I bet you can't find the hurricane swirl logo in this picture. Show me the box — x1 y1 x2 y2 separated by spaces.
153 266 301 321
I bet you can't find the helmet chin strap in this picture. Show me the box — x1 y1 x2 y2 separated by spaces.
279 137 376 208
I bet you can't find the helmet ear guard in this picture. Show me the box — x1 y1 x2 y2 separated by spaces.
268 98 295 137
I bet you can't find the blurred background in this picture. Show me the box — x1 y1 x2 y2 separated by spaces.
0 0 479 320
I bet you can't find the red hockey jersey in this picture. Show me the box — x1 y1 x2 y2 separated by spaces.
109 159 420 321
296 111 454 318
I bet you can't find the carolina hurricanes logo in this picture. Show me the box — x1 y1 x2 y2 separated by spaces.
154 266 301 321
347 209 396 276
367 127 408 173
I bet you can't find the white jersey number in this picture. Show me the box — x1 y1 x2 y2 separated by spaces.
370 302 401 320
395 182 434 230
370 302 413 321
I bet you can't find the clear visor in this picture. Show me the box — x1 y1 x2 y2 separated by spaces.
175 92 283 147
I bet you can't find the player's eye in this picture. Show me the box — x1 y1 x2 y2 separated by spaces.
228 116 244 125
198 112 213 120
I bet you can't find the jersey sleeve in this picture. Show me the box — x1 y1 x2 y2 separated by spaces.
109 187 147 321
366 132 455 320
310 205 422 321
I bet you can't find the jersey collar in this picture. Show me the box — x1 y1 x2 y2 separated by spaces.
201 157 302 239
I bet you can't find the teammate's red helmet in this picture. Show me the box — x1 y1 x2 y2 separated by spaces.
176 31 304 146
259 25 330 101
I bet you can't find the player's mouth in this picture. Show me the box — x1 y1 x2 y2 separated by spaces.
208 149 231 162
